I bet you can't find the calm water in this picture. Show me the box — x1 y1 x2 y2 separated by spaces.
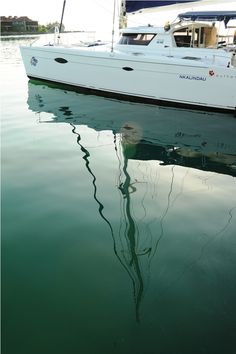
1 38 236 354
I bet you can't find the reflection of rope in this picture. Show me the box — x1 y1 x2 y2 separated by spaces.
70 123 112 232
151 165 175 261
118 154 145 322
114 135 146 322
170 169 188 208
157 206 236 298
70 123 139 298
199 206 236 253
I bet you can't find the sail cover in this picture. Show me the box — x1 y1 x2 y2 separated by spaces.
125 1 199 13
178 11 236 25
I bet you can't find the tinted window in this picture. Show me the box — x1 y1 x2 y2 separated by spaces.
118 33 156 45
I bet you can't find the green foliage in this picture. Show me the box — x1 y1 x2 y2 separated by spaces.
45 22 65 33
38 25 47 33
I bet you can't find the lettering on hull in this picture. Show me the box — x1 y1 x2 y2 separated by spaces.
179 74 206 81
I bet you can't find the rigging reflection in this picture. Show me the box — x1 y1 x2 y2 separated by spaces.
27 80 236 321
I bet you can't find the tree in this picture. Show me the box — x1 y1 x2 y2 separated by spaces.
45 22 65 33
38 24 47 33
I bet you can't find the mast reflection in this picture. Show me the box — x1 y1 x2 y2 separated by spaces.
27 80 236 321
70 120 145 321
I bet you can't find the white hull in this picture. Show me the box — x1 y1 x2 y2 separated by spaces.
20 45 236 112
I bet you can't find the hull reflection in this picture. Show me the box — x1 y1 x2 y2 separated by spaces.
28 80 236 177
27 80 236 321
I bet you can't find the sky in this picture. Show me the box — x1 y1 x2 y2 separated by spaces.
0 0 116 31
1 0 236 33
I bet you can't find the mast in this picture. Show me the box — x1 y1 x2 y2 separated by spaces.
59 0 66 33
58 0 66 43
111 0 116 52
119 0 127 29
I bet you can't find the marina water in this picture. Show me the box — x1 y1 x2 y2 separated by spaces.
1 36 236 354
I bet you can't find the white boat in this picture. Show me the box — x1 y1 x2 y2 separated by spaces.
20 9 236 113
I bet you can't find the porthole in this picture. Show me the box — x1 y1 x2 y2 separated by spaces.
122 67 134 71
54 58 68 64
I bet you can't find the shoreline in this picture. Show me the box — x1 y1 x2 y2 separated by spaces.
0 30 95 37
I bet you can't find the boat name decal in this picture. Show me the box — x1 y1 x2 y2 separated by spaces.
30 57 38 66
179 74 206 81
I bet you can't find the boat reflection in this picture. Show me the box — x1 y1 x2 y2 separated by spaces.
27 80 236 321
28 80 236 177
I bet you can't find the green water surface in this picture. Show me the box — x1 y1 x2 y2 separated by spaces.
1 38 236 354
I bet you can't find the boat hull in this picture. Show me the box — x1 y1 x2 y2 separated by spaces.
20 45 236 112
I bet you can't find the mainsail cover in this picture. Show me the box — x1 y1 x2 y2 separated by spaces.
126 1 199 13
178 10 236 25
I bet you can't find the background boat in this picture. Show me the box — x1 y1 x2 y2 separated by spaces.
126 0 236 27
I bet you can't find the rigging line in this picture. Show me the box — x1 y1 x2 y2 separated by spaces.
93 0 115 15
138 164 151 223
70 123 137 287
113 132 126 246
113 132 144 321
114 139 143 298
137 163 160 251
70 124 115 247
170 169 189 208
115 134 140 263
114 133 132 260
204 205 236 242
113 132 123 188
160 205 236 296
151 165 175 261
121 155 144 322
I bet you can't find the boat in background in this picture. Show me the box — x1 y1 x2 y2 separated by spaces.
20 6 236 112
120 0 200 27
125 0 236 27
125 0 200 13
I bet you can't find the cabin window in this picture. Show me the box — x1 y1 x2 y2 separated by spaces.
118 33 156 45
174 28 192 47
174 26 208 48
